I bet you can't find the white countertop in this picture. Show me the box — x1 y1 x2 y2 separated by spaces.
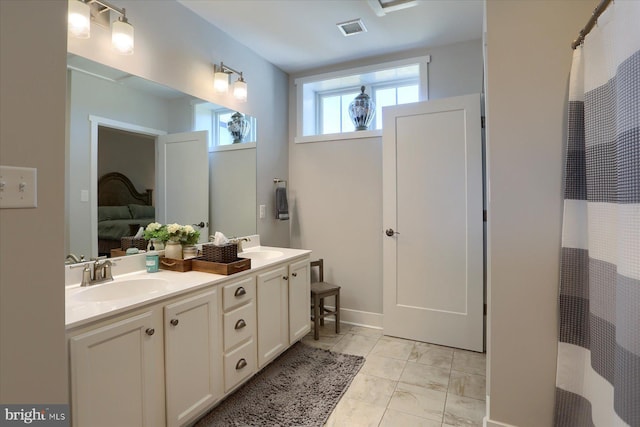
65 246 311 330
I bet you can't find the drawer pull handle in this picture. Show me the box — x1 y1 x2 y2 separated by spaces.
292 272 297 277
145 328 155 336
234 287 247 297
170 319 179 326
236 358 247 370
235 319 247 330
283 276 288 280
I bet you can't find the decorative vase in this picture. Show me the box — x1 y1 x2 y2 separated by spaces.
182 245 198 259
148 238 164 251
227 112 251 144
348 86 376 131
164 240 183 259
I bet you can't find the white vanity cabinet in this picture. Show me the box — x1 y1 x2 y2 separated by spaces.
221 277 257 392
257 256 311 368
256 265 289 368
69 309 165 427
288 258 311 343
164 289 222 427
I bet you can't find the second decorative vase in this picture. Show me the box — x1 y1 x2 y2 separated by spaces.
348 86 376 131
227 112 251 144
164 240 183 260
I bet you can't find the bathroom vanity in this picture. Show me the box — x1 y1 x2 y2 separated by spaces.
65 241 311 427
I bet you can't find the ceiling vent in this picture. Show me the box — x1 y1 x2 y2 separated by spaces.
367 0 418 17
336 18 367 37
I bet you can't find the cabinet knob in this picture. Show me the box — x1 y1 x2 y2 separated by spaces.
292 272 298 277
235 358 247 370
234 287 247 297
235 319 247 330
283 276 288 280
170 319 179 326
145 328 155 336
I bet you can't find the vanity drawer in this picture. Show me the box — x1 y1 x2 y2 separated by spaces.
223 301 255 352
224 339 256 392
223 277 255 311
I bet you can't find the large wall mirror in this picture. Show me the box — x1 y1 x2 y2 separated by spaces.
66 54 257 261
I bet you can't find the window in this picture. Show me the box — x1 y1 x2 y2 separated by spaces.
295 56 429 142
194 103 257 151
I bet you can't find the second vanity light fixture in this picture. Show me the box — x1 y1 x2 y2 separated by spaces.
213 62 248 103
68 0 134 55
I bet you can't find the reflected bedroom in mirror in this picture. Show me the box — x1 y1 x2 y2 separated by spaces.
65 54 257 262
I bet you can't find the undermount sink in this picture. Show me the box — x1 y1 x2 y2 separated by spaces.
71 278 171 302
239 249 284 260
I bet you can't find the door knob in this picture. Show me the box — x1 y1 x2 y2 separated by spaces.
385 228 399 237
193 221 206 228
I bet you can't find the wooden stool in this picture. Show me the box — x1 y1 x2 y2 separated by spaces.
310 259 340 340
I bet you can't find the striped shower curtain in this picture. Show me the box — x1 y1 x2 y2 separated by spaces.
555 1 639 426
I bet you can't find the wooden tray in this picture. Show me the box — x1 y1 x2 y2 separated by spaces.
191 257 251 275
110 248 127 258
159 256 192 272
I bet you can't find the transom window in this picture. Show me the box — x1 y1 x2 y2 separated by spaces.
295 56 429 142
194 103 257 151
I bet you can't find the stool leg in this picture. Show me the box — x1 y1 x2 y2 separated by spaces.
313 294 320 340
335 293 340 334
320 298 325 326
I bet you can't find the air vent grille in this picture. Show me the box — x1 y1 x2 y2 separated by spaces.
337 19 367 37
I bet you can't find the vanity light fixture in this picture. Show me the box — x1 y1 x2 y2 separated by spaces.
213 62 248 102
68 0 134 55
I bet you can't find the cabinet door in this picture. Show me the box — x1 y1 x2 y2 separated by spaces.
164 289 221 427
256 266 288 368
289 258 311 343
70 310 163 427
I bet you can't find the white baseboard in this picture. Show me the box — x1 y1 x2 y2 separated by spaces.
320 306 383 330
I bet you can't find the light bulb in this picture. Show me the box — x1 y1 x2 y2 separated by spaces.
112 18 134 55
68 0 90 39
233 78 247 102
214 70 229 93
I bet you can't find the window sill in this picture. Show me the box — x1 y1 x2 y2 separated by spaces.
294 130 382 144
209 142 256 153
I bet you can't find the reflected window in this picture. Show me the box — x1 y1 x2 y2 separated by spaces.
194 103 256 150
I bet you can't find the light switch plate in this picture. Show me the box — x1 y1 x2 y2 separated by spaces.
0 166 37 209
259 204 266 219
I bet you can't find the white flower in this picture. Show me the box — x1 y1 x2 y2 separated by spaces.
146 222 162 232
167 223 182 234
183 225 195 235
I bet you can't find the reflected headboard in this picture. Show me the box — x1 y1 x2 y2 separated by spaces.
97 172 153 206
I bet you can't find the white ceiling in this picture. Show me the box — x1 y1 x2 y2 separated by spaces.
177 0 484 74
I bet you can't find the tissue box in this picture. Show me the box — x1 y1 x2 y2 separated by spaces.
121 236 147 251
202 243 237 263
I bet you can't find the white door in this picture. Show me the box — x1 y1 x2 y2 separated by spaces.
382 94 483 352
158 131 209 242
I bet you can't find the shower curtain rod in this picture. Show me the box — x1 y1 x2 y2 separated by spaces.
571 0 613 49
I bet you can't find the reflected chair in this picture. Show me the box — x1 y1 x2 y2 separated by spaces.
310 259 341 340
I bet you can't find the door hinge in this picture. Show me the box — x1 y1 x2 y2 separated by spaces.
483 210 487 222
481 116 485 129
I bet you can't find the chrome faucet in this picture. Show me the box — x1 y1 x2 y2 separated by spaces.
65 253 85 264
81 258 115 287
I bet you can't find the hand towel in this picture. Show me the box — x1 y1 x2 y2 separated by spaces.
275 187 289 220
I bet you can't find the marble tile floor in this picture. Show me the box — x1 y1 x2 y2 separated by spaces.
301 323 486 427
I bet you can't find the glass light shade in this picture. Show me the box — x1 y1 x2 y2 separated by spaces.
233 79 248 102
112 19 134 55
68 0 90 39
214 71 229 93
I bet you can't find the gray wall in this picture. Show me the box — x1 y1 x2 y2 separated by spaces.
484 0 594 425
67 0 290 248
288 39 483 323
0 0 68 403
